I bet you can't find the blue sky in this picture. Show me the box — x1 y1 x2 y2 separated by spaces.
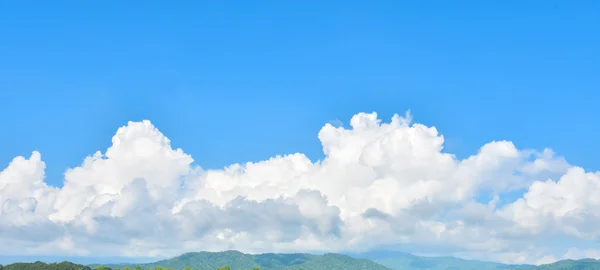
1 1 598 187
1 1 600 264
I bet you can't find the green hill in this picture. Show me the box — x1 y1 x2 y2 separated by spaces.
95 251 390 270
0 261 91 270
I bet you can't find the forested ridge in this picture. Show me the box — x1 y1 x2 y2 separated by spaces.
0 263 277 270
86 251 388 270
2 252 600 270
0 261 91 270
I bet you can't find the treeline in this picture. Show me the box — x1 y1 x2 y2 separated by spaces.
0 262 298 270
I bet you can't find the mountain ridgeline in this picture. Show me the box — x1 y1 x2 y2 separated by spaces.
3 251 600 270
89 251 388 270
350 251 529 270
0 261 91 270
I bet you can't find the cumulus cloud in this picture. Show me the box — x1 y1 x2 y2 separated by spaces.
0 112 598 264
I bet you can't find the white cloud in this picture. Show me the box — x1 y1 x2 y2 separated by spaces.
0 112 598 265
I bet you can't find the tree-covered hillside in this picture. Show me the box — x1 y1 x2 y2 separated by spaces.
94 251 389 270
0 261 91 270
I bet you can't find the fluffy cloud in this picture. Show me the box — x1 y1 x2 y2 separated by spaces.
0 112 598 264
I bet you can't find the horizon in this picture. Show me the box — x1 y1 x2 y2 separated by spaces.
1 0 600 267
3 249 598 267
0 250 535 266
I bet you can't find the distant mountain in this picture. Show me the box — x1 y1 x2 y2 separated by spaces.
350 251 533 270
93 250 390 270
511 258 600 269
355 251 600 270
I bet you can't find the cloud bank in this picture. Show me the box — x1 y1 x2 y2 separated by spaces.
1 112 599 265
